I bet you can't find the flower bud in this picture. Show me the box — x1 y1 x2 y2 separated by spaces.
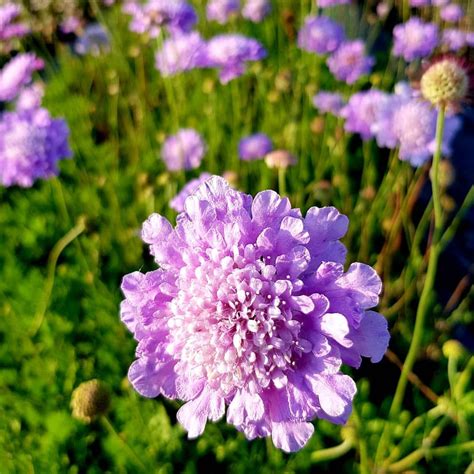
442 340 465 360
71 379 111 423
264 150 297 169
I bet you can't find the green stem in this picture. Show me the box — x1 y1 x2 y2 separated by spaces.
376 106 446 465
310 439 353 464
278 167 287 196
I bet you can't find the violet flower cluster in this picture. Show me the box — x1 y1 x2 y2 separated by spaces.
0 3 29 43
242 0 271 22
238 133 273 161
0 53 44 103
393 18 439 61
161 129 206 171
74 23 110 56
0 107 72 187
206 0 240 24
312 92 345 115
298 16 345 55
120 176 390 452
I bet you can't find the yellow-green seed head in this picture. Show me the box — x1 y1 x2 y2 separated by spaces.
442 339 465 360
71 379 111 423
420 59 468 106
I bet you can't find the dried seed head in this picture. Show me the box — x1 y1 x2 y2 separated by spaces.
71 379 110 423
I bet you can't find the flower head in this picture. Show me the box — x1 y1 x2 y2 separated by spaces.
120 176 389 452
312 91 345 115
409 0 430 6
264 150 297 169
239 133 273 161
242 0 271 22
440 4 464 23
393 18 438 62
0 3 29 43
326 40 374 84
15 82 44 111
170 172 212 212
206 0 240 24
441 29 468 51
74 23 110 56
206 34 267 84
298 16 345 55
0 107 72 187
161 129 206 171
155 32 208 76
0 53 44 103
71 380 111 423
318 0 351 7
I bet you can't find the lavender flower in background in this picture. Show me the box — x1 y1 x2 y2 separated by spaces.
0 108 71 188
60 16 82 35
392 99 461 166
156 32 208 76
392 18 438 62
432 0 449 5
170 172 212 212
298 16 345 55
120 176 389 452
238 133 273 161
124 0 197 38
376 2 391 19
409 0 430 6
318 0 351 7
440 4 464 23
206 0 240 24
0 53 44 103
162 129 206 171
0 3 29 42
466 32 474 47
15 82 44 111
206 34 267 84
441 29 467 51
242 0 271 22
326 40 374 85
312 91 345 115
74 23 110 56
264 149 297 169
340 90 389 141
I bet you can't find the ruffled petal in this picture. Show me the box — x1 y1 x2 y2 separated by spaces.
271 421 314 452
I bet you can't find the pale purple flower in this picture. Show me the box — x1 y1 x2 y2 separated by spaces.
15 82 44 111
409 0 430 6
239 133 273 161
393 18 438 61
124 0 197 38
206 34 267 84
318 0 351 7
393 99 461 166
162 129 206 171
242 0 271 22
206 0 240 24
340 90 390 141
441 28 467 51
155 32 208 76
0 54 44 103
440 4 464 22
170 173 212 212
432 0 449 5
74 23 110 56
312 91 345 115
0 3 29 42
326 40 374 84
466 32 474 47
376 2 391 19
120 176 389 452
60 16 82 34
0 108 71 187
298 16 345 55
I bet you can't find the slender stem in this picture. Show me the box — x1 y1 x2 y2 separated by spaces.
310 439 353 464
278 167 287 196
376 106 446 465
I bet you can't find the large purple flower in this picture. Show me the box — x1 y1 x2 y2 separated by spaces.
242 0 271 22
206 0 240 24
326 40 374 84
206 34 267 84
161 129 206 171
155 32 208 76
298 16 345 55
0 53 44 103
120 176 390 452
239 133 273 161
124 0 197 38
0 107 71 187
170 172 212 212
392 18 438 61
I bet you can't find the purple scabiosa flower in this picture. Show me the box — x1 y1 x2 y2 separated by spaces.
170 172 212 212
0 53 44 103
74 23 110 56
0 107 71 187
376 2 391 19
0 3 29 42
318 0 351 7
409 0 430 6
242 0 271 22
60 16 82 35
124 0 197 38
441 28 467 51
162 129 206 171
466 32 474 47
392 18 438 62
297 16 345 55
312 91 345 115
440 4 464 22
15 82 44 111
392 99 461 166
206 34 267 84
340 90 390 141
432 0 449 5
326 40 374 85
155 32 208 76
238 133 273 161
120 176 389 452
206 0 240 24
